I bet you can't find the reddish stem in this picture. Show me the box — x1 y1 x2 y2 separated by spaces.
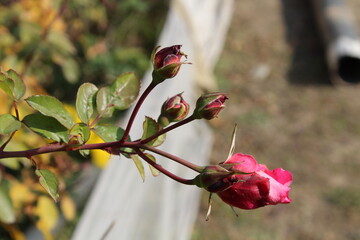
120 81 157 143
0 143 67 159
134 148 195 185
140 115 196 145
138 144 202 172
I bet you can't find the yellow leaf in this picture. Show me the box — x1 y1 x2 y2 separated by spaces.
0 91 11 115
34 196 59 240
60 194 76 221
88 132 110 168
64 104 80 123
9 182 35 210
91 149 111 168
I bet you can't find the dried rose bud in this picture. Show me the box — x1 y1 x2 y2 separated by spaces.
158 93 190 127
151 45 188 83
193 92 228 120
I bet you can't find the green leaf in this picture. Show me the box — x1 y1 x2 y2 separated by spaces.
76 83 98 124
69 123 90 144
93 124 125 142
0 73 14 100
23 113 69 142
0 158 21 170
35 169 59 202
61 58 80 84
0 71 14 90
141 116 166 147
79 149 90 157
0 134 6 147
26 95 75 129
6 69 26 101
110 72 140 110
0 180 16 224
130 155 145 182
96 87 114 118
0 114 21 135
47 30 75 55
145 153 160 177
94 73 140 120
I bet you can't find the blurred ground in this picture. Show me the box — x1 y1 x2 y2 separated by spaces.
193 1 360 240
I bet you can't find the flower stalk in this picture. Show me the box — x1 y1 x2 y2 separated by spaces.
134 148 195 185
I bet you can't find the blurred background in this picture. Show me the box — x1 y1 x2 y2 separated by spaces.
1 0 360 239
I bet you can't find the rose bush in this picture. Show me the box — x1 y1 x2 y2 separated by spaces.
216 153 292 209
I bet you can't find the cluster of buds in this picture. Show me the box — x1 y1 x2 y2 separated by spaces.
153 46 228 122
151 46 292 210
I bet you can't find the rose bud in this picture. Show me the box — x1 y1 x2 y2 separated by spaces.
151 45 188 83
193 92 228 120
216 153 292 210
158 93 190 127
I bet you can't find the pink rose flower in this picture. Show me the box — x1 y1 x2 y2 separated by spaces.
217 153 292 210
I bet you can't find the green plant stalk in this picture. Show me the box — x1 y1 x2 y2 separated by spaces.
133 148 195 185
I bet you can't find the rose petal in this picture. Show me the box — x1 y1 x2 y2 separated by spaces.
217 174 270 209
257 171 292 204
264 168 292 187
217 153 292 209
225 153 258 173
